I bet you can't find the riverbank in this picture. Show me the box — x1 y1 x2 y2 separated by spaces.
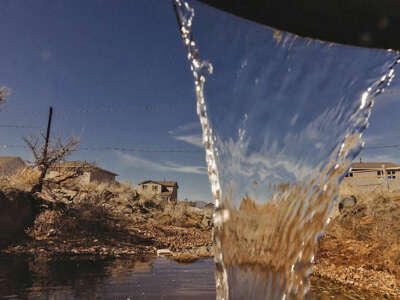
0 176 213 261
312 185 400 298
1 222 213 259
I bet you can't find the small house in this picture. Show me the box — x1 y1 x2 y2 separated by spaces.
137 180 178 204
46 161 118 185
0 157 26 177
343 161 400 191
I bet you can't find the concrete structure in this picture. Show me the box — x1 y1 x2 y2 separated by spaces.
343 162 400 191
46 161 118 185
0 157 26 177
137 180 178 203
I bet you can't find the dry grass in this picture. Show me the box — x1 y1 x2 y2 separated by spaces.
10 167 40 186
27 192 126 240
158 202 203 228
323 183 400 276
80 180 135 194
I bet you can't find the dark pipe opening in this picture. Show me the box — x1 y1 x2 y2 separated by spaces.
196 0 400 50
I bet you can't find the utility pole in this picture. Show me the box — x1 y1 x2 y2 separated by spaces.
43 106 53 162
32 106 53 193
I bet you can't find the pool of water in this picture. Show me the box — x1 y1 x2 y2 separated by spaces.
0 255 374 299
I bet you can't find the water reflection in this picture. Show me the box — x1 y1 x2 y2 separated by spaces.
0 256 380 300
0 256 215 300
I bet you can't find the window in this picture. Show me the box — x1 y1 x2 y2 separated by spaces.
345 172 353 178
152 185 158 191
143 185 147 190
377 170 383 176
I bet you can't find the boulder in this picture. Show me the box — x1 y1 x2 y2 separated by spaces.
339 195 357 213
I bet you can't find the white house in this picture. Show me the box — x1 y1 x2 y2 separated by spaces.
343 161 400 191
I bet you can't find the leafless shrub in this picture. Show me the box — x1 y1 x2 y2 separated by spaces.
0 86 11 104
23 134 80 192
28 192 125 240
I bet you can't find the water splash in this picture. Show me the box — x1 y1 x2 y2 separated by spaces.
173 1 400 299
173 1 228 298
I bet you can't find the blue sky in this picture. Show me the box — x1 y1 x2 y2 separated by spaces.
1 0 400 203
0 0 212 202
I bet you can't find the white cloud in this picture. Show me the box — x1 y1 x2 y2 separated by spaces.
173 134 203 147
168 121 201 135
116 152 207 175
169 122 203 148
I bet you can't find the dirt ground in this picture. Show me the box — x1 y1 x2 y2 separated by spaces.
312 185 400 298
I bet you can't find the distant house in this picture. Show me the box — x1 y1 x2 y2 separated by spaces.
137 180 178 204
343 162 400 191
0 157 26 177
46 161 118 185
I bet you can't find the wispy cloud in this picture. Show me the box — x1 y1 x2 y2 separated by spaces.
117 152 207 175
173 134 203 147
168 122 200 135
169 121 203 148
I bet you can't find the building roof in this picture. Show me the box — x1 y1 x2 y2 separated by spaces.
351 162 400 170
0 156 25 165
0 157 26 169
49 161 118 176
138 180 178 187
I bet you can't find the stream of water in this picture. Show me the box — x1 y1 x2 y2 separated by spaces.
173 1 400 299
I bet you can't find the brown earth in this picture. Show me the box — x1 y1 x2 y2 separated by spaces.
312 185 400 298
0 175 213 259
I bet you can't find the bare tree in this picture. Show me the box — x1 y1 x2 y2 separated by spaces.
23 134 80 193
0 86 10 104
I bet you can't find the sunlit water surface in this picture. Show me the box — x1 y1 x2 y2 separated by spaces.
173 0 400 299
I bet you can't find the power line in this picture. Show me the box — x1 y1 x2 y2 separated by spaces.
363 144 400 150
1 141 398 152
0 105 178 115
0 124 40 129
0 143 203 153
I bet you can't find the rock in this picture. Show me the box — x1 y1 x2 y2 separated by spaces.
196 246 210 257
173 252 198 263
100 190 115 202
338 195 357 213
157 249 173 256
47 229 56 237
201 216 212 229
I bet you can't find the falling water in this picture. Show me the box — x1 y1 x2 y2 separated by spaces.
173 1 400 299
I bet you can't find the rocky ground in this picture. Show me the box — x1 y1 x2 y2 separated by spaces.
0 171 214 261
312 186 400 298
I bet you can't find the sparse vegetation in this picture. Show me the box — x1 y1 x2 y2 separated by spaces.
1 173 213 258
10 167 41 186
23 133 80 193
313 183 400 296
